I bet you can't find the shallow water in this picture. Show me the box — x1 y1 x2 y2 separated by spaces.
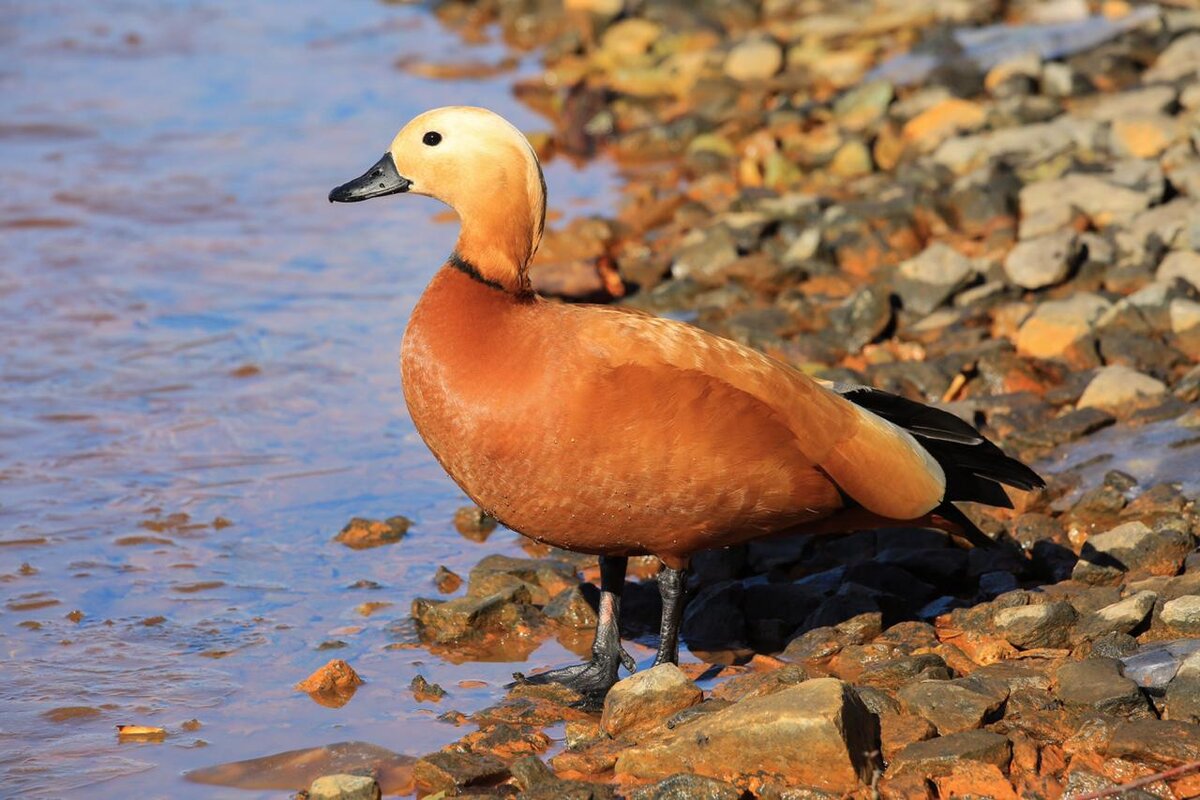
0 1 617 796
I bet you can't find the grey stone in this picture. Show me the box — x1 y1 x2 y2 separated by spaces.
894 242 977 314
1078 591 1157 638
889 729 1012 777
1145 32 1200 83
1071 86 1176 122
671 227 739 284
993 601 1077 649
1003 230 1079 289
897 676 1009 734
1161 595 1200 633
1072 521 1193 585
1055 658 1148 715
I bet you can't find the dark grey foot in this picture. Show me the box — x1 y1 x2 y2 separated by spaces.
515 647 635 703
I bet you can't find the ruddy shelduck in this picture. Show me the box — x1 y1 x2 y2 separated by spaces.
330 107 1043 701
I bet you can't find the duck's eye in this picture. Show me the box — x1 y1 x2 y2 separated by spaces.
423 131 442 147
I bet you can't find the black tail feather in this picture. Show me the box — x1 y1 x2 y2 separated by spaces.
834 384 1045 512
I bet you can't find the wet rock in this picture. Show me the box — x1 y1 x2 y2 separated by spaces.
614 678 880 792
894 242 976 315
307 774 380 800
334 516 410 550
1071 520 1192 584
1015 292 1110 360
889 729 1012 777
1077 591 1157 639
898 676 1009 734
724 36 783 82
187 741 413 795
435 566 462 594
625 774 746 800
454 505 497 541
413 750 508 795
1054 658 1148 716
1076 365 1167 412
1161 596 1200 634
600 664 703 737
295 659 364 708
544 584 598 629
993 601 1077 649
1003 230 1079 289
468 555 577 605
411 590 527 643
410 675 446 702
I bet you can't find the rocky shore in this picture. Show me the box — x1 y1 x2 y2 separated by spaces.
369 1 1200 797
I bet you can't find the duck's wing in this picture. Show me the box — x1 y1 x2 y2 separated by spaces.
582 306 949 521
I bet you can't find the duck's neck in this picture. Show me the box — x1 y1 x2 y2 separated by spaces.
450 149 545 296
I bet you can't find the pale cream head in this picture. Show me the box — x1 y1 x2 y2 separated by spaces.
390 107 546 292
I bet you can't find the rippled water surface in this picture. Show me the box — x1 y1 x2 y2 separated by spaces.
0 2 616 796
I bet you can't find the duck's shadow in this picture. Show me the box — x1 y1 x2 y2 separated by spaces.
602 525 1075 666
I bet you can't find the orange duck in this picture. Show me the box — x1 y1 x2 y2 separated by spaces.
329 107 1043 700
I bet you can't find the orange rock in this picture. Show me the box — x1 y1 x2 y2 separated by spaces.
880 710 936 761
902 99 986 150
873 122 906 171
933 762 1018 800
295 659 364 708
1111 115 1179 159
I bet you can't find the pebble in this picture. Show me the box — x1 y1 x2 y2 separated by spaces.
334 516 410 549
1002 231 1079 289
1015 293 1111 359
724 36 783 82
1161 596 1200 633
1076 365 1167 411
894 242 977 314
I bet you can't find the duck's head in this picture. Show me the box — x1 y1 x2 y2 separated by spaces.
330 106 546 294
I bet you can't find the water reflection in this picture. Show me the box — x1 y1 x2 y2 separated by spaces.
0 0 615 796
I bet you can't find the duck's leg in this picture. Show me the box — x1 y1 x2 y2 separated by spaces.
518 555 635 699
652 562 687 666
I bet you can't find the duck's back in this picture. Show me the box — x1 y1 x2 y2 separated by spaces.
401 266 945 562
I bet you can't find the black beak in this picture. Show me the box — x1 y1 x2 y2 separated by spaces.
328 152 411 203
